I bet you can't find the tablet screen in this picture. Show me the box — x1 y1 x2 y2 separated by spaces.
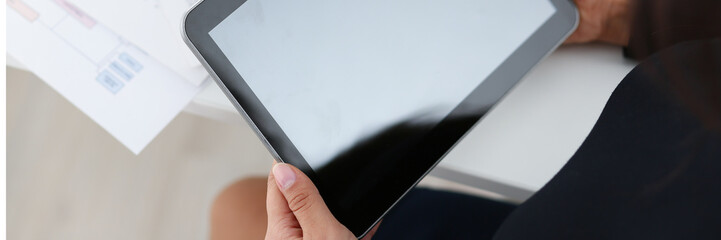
210 0 555 170
202 0 564 235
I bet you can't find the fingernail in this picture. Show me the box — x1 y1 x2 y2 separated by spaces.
273 163 296 190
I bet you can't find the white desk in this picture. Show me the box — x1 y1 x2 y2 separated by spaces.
7 43 636 201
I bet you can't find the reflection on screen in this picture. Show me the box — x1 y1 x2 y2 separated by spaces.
210 0 554 169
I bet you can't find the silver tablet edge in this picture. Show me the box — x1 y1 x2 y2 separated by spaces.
181 1 285 164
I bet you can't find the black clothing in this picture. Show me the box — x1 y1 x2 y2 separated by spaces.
493 37 721 240
373 188 516 240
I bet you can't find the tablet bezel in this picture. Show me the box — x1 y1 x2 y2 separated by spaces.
183 1 577 237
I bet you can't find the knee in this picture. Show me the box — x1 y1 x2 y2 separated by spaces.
212 177 268 219
211 177 269 239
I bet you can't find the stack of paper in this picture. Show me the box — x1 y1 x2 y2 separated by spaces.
7 0 208 153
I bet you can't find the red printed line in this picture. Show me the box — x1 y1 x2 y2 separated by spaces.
7 0 40 22
53 0 96 28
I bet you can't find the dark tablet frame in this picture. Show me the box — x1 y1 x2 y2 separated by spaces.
183 1 577 238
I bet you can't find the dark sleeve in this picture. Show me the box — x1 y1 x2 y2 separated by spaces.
624 0 721 60
493 38 721 240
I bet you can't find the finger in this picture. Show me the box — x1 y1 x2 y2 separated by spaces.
564 33 583 44
265 163 302 239
272 163 350 235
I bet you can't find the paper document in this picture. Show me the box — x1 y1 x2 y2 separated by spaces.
67 0 208 86
7 0 203 154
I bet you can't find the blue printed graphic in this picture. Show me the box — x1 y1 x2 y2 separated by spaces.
110 61 134 80
118 52 143 72
96 70 124 94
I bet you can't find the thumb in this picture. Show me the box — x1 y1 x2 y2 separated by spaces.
271 163 354 238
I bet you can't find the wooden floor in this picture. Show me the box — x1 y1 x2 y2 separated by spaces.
7 67 495 240
7 67 274 240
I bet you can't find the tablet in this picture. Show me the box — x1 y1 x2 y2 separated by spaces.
183 0 577 237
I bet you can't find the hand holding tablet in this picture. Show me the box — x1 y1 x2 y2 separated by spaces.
183 0 577 237
266 163 376 239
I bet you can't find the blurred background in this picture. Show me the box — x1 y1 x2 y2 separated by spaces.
6 66 273 239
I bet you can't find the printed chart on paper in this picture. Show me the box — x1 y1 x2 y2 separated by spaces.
7 0 202 153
